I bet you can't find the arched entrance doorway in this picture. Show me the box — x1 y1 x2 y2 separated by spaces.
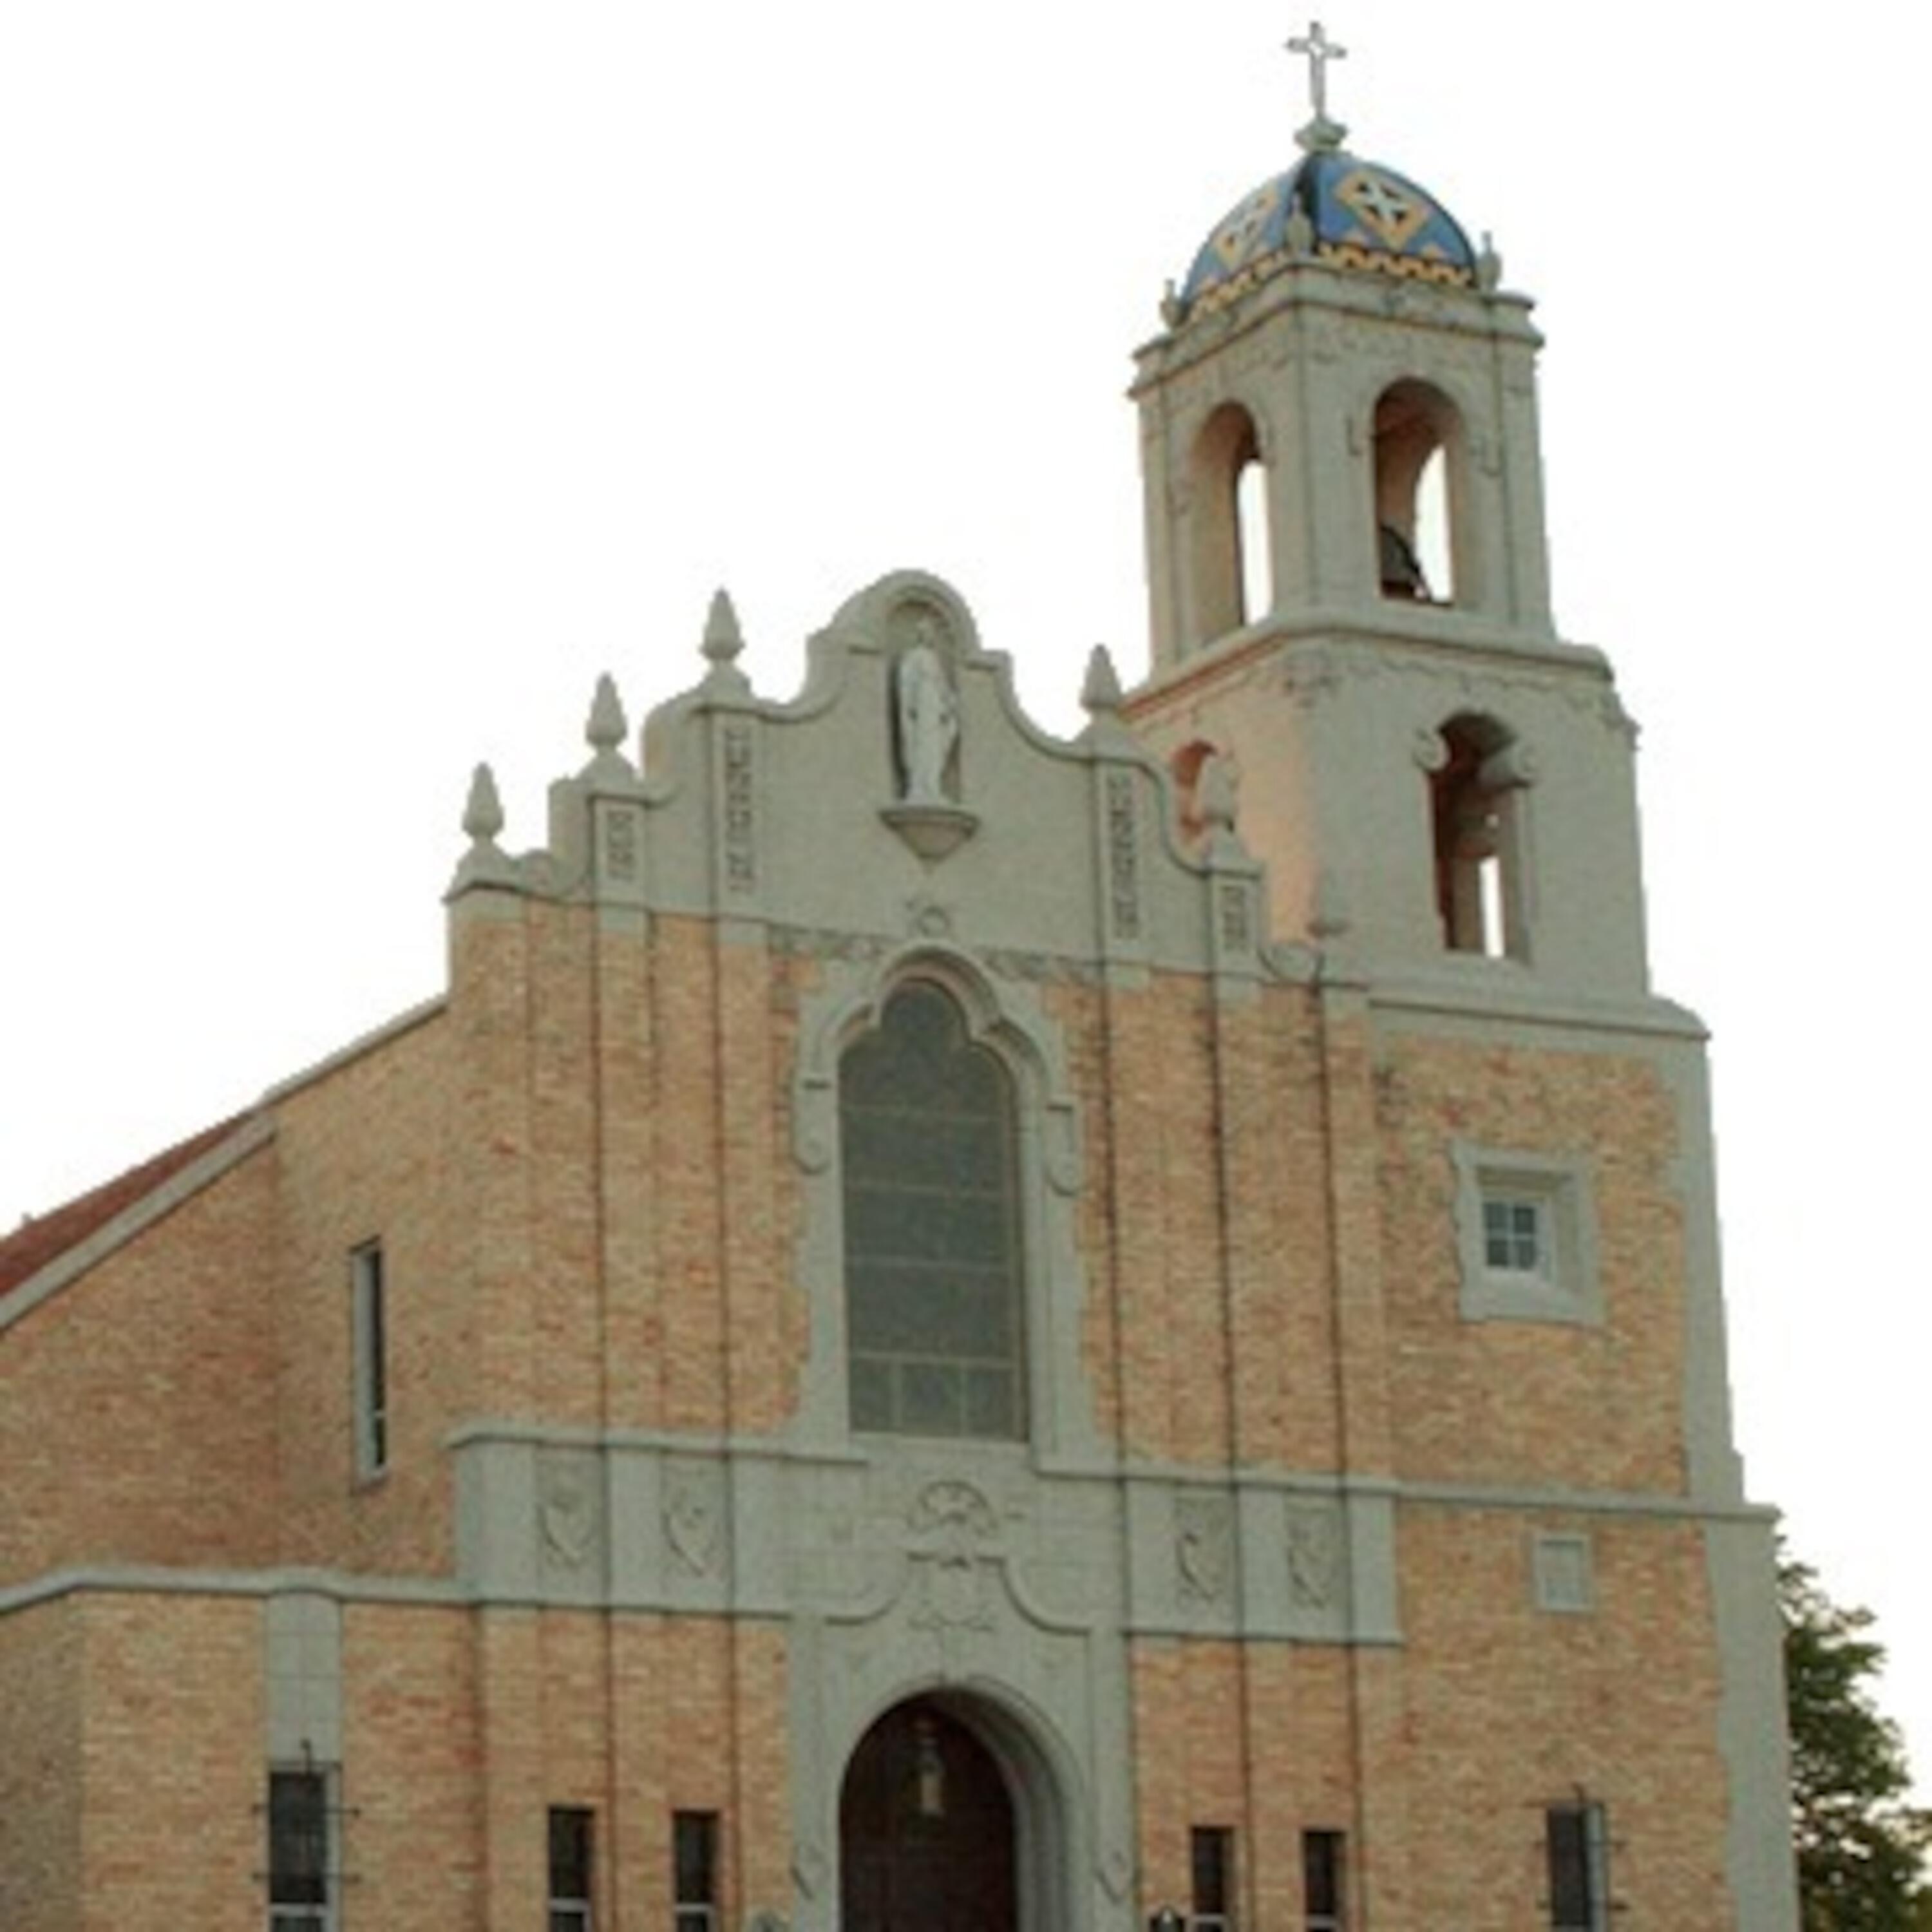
840 1698 1018 1932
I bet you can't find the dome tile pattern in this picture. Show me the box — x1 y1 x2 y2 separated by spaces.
1180 149 1475 317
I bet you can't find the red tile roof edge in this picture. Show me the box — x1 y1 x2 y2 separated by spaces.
0 1113 262 1300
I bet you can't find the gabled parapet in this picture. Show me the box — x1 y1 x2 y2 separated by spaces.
445 570 1275 985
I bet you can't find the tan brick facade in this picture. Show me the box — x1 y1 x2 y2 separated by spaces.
0 879 1789 1926
0 108 1795 1932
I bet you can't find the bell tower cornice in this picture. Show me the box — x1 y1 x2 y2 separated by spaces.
1133 262 1540 397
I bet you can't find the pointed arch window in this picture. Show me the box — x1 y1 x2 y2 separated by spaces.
839 982 1027 1439
1374 379 1464 605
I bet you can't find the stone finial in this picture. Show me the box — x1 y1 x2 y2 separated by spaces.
463 762 505 846
448 761 521 896
703 586 744 661
587 674 627 755
1285 201 1316 258
1476 231 1503 293
1160 279 1186 330
582 672 636 782
1081 644 1124 716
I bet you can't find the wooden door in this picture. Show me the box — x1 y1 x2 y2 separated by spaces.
840 1700 1018 1932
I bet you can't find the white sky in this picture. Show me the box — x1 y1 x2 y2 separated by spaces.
5 0 1929 1804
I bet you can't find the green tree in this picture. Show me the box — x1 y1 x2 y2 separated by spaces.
1783 1549 1932 1929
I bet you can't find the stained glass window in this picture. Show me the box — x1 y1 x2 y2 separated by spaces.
840 984 1026 1439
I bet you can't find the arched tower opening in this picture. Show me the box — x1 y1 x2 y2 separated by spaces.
1374 379 1466 605
1188 402 1271 643
1428 712 1531 958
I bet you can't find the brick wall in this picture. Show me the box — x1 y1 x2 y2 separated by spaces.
0 1149 279 1585
0 1598 81 1932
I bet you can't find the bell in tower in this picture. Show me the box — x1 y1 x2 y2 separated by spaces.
1124 27 1647 1001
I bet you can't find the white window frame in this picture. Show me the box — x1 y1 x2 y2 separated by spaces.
1451 1144 1600 1327
350 1240 388 1480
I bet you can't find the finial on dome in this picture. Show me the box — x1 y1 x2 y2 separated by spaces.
1287 20 1349 151
1160 279 1186 329
1476 231 1503 292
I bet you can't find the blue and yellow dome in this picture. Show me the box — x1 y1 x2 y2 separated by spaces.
1179 146 1476 318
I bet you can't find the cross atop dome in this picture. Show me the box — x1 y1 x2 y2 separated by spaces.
1286 19 1350 151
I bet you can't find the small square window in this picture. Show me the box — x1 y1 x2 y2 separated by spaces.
1452 1144 1600 1327
1482 1196 1546 1275
1533 1532 1595 1614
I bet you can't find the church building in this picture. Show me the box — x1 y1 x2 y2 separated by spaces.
0 35 1796 1932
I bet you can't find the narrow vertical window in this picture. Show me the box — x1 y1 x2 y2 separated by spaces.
1428 713 1530 960
1302 1829 1346 1932
1190 1825 1235 1932
1546 1802 1609 1932
840 983 1026 1440
350 1240 387 1479
267 1768 331 1932
548 1808 594 1932
674 1811 719 1932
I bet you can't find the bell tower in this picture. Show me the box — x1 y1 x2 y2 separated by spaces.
1125 34 1649 998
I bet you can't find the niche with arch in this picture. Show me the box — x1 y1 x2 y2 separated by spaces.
1187 401 1273 643
1373 378 1469 607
